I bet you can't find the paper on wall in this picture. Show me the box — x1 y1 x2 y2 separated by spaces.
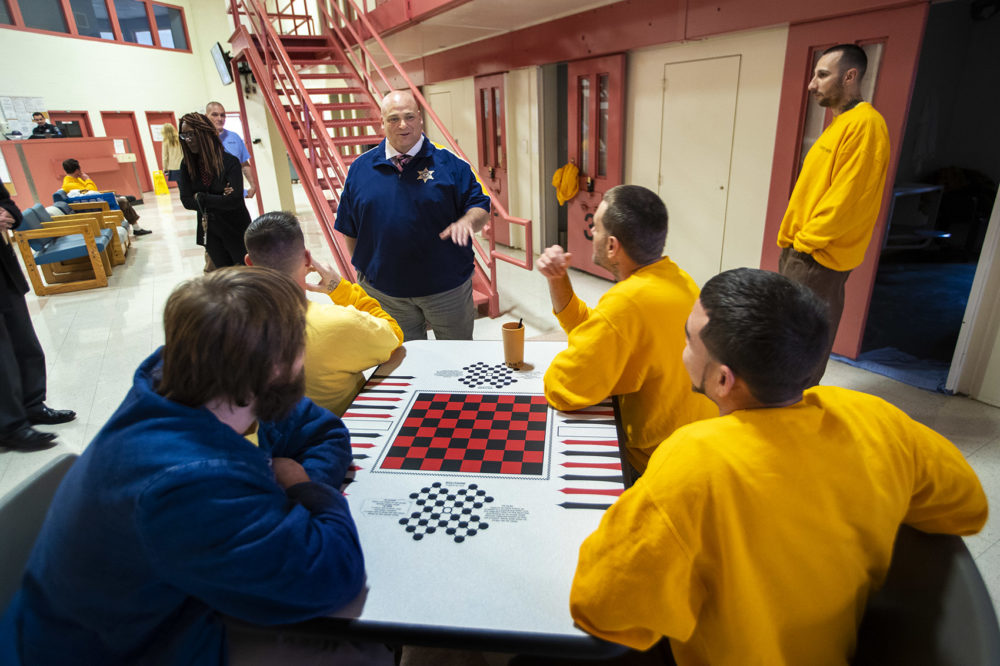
113 139 126 154
0 151 10 183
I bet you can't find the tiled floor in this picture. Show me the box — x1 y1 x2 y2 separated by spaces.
4 187 1000 619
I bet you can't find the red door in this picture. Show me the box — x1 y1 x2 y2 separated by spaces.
146 111 178 185
474 74 509 245
48 111 93 137
759 4 928 358
101 111 153 192
567 54 626 280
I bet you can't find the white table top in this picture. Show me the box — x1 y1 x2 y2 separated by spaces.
329 340 626 655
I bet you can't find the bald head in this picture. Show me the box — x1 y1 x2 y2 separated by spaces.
381 90 423 154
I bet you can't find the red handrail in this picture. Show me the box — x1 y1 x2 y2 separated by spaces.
229 0 357 278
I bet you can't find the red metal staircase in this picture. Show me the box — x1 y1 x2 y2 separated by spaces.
227 0 534 317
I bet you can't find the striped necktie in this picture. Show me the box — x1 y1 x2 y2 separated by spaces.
393 154 411 172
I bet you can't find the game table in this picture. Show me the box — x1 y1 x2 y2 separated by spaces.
300 340 628 657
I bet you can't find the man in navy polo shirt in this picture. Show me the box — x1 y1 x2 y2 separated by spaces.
334 90 490 341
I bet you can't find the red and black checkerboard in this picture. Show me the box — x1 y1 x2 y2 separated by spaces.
380 392 549 475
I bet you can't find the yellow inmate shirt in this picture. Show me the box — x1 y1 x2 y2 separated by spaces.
304 278 403 416
570 386 987 666
62 175 100 193
777 102 890 272
543 257 715 473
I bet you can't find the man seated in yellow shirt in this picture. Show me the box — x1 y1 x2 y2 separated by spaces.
61 158 152 236
570 268 987 666
536 185 714 474
244 211 403 416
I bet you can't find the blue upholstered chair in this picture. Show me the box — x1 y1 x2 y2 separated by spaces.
11 205 112 296
54 188 121 211
48 201 128 264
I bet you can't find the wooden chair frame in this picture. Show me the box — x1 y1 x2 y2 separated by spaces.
11 220 109 296
57 212 127 265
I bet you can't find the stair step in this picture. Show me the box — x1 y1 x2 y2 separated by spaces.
297 72 355 80
298 134 379 147
295 86 368 96
279 35 329 46
290 119 381 130
284 45 336 53
284 102 373 112
472 288 490 307
291 58 346 68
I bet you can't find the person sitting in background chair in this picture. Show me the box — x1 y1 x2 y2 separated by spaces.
61 158 151 236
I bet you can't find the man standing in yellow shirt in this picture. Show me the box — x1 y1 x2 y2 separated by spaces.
244 212 403 416
776 43 889 384
537 185 715 474
571 268 986 665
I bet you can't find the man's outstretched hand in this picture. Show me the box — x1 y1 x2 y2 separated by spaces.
536 245 573 280
439 219 475 246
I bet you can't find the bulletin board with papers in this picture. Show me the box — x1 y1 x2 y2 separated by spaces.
1 95 48 138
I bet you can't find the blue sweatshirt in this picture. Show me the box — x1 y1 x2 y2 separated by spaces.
0 350 364 665
334 137 491 297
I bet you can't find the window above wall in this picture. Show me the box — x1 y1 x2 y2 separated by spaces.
0 0 191 53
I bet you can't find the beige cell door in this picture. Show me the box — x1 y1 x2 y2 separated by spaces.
659 55 740 288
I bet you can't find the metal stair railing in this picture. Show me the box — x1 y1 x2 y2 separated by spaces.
229 0 357 279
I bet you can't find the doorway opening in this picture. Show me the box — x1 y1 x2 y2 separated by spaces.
854 0 999 392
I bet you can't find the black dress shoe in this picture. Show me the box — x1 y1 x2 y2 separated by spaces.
27 405 77 425
133 228 152 236
0 425 58 452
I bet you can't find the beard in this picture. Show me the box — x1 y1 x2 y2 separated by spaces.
255 368 306 422
816 79 845 108
690 365 709 396
592 237 611 273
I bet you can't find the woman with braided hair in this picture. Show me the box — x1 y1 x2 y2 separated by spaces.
177 112 251 268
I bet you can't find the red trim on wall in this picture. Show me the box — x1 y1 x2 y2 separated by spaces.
0 0 193 53
684 0 922 40
388 0 920 86
363 0 471 36
145 0 161 47
6 0 25 27
57 0 74 33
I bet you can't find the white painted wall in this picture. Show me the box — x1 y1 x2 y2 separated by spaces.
626 26 788 285
421 78 479 167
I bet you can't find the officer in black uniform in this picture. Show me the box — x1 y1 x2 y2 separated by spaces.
0 182 75 451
